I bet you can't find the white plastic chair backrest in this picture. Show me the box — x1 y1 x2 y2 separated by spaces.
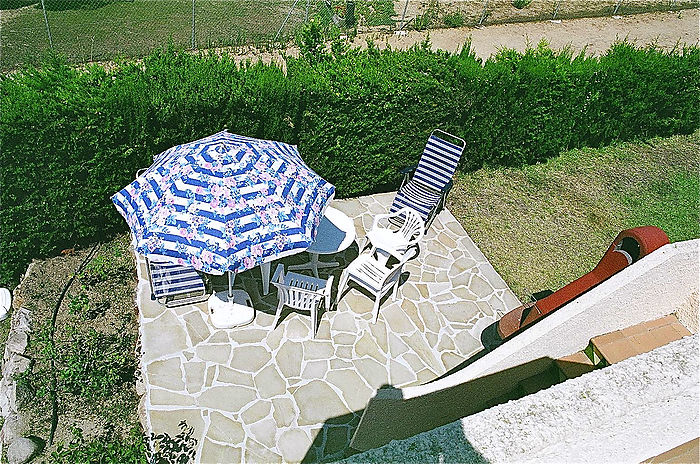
395 207 425 242
274 269 326 311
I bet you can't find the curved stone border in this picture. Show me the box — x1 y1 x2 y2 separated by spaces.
0 263 36 456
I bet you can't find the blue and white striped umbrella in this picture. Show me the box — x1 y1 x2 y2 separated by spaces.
112 131 335 275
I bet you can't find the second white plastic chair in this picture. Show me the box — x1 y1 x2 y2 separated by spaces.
364 207 425 262
272 264 333 338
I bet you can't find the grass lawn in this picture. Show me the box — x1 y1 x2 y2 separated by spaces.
448 131 699 302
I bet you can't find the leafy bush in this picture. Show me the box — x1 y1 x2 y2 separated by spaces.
1 41 698 286
51 426 147 464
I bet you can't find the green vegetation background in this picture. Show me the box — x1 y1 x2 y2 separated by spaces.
1 38 699 286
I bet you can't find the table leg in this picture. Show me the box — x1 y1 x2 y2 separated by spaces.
261 262 271 295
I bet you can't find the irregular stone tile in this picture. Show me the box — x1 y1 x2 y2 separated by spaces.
293 380 350 426
278 428 312 463
367 318 388 354
451 286 477 300
402 352 427 373
353 357 389 389
345 291 374 315
249 418 278 448
333 333 356 345
241 399 272 425
437 232 458 249
438 301 479 324
482 298 498 317
329 358 353 369
230 345 271 373
244 438 282 464
150 388 196 406
403 332 443 374
207 411 245 445
208 331 229 343
335 345 353 359
276 341 303 378
330 312 356 333
217 366 254 387
255 311 276 329
324 425 351 458
303 340 334 360
200 438 241 464
469 274 494 299
450 256 477 277
401 300 424 332
254 364 287 398
389 359 416 387
182 310 212 347
435 270 450 283
454 331 479 356
204 365 216 388
441 351 464 371
415 368 438 385
416 284 430 299
354 332 385 364
231 328 268 344
445 220 465 236
382 304 414 334
400 283 420 302
141 311 189 362
301 359 328 379
429 282 453 296
316 317 332 340
326 369 372 410
272 397 296 428
265 326 284 351
388 332 410 356
197 385 257 413
436 335 455 352
147 357 185 391
195 344 231 365
424 254 448 269
426 331 438 347
140 292 164 319
417 302 441 333
422 271 436 282
428 240 450 258
150 409 205 444
285 316 311 340
184 361 206 394
433 292 456 303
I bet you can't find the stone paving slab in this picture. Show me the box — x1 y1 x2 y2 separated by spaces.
135 192 521 463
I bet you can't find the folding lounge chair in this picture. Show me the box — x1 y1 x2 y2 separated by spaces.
147 258 209 307
390 129 466 227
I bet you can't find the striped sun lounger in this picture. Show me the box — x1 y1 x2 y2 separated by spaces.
147 259 209 307
390 129 466 227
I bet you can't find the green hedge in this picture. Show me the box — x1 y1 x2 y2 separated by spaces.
1 41 698 285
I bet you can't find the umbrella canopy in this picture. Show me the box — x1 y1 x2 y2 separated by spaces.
112 131 335 275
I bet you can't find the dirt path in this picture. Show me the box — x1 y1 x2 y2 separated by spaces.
233 8 698 67
366 9 699 57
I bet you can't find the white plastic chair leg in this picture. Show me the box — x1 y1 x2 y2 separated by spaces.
311 305 318 338
337 270 349 304
274 299 285 327
372 295 382 323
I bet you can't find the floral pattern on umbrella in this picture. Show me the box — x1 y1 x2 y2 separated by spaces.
112 131 335 275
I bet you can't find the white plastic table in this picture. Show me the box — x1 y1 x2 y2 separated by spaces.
288 206 357 278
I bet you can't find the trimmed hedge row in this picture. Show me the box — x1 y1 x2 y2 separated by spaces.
1 42 698 285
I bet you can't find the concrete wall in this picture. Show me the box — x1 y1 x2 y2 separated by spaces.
350 239 699 451
345 334 699 463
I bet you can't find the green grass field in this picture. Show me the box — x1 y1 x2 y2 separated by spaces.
0 0 397 70
448 131 700 301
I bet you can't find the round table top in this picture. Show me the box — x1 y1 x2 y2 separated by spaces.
307 206 356 255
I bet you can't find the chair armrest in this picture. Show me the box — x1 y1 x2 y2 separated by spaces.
272 264 285 284
399 165 417 189
441 179 454 193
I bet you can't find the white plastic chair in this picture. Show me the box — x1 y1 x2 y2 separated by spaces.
364 207 425 262
271 264 333 338
337 248 414 323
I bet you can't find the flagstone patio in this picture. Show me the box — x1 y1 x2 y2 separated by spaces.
134 192 521 463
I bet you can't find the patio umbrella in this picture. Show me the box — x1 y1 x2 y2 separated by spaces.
112 130 335 299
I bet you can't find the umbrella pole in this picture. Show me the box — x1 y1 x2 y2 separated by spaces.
228 271 235 300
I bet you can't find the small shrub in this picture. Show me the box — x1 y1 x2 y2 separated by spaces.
442 12 465 28
51 426 148 464
512 0 532 9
